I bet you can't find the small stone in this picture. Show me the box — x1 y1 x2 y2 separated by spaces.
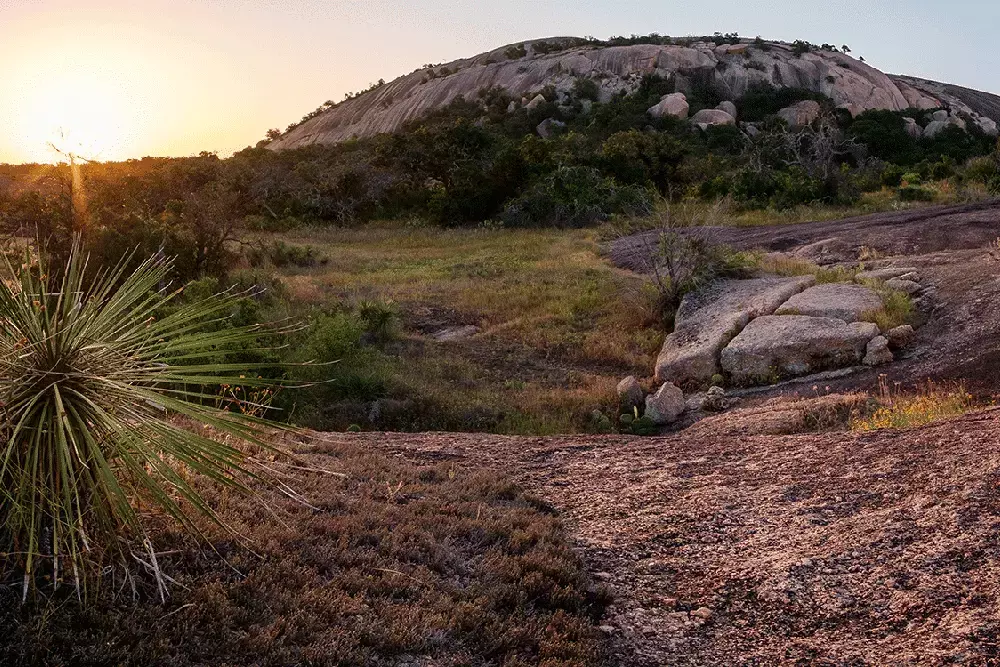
886 325 915 350
525 93 547 111
691 607 713 620
899 272 921 282
599 625 617 635
863 336 894 367
645 382 686 425
703 385 727 412
800 558 814 567
616 376 644 410
885 278 923 296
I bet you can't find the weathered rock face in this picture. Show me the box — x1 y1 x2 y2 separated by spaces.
775 283 883 323
648 92 689 119
721 315 879 385
268 37 1000 150
655 276 815 387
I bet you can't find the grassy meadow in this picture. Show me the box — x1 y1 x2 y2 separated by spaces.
262 225 665 435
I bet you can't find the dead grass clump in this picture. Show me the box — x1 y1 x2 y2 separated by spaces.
851 378 977 432
1 441 608 666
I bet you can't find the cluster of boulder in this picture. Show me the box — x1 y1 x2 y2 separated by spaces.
618 266 928 428
647 92 823 134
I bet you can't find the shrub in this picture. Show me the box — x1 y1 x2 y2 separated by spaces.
499 166 653 227
898 185 935 201
247 240 325 268
0 246 290 596
851 378 975 432
572 77 600 102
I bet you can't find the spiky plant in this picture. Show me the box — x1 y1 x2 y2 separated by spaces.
0 246 292 598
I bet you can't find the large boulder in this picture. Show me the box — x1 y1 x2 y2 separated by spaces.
775 283 883 323
721 315 879 385
924 116 966 138
645 382 686 425
903 117 923 138
716 100 738 118
648 92 690 119
655 276 816 387
777 100 822 127
525 93 547 111
536 118 566 138
792 237 853 265
690 108 736 128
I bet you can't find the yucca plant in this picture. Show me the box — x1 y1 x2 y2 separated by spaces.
0 245 295 599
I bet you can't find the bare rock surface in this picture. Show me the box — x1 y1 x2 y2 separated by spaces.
655 276 815 387
721 315 879 384
342 407 1000 665
268 38 1000 150
775 283 883 322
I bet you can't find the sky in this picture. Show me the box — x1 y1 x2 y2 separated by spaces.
0 0 998 164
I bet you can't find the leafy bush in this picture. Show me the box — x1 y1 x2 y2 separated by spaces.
0 246 289 595
499 166 653 227
898 185 935 201
247 240 325 268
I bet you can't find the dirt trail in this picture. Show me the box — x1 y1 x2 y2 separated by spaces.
320 408 1000 665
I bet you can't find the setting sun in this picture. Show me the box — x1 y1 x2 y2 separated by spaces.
21 68 135 162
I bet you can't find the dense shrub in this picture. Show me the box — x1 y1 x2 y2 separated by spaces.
498 166 653 227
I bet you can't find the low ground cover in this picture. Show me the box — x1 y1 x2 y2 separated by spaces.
2 436 608 666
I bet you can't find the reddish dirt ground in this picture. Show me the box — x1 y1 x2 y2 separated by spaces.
320 405 1000 666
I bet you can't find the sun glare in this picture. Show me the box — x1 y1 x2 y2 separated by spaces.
23 70 134 163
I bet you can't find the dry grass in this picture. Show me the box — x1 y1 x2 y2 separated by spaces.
1 438 608 665
851 378 979 432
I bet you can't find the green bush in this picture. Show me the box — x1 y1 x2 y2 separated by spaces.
898 185 935 201
499 166 653 227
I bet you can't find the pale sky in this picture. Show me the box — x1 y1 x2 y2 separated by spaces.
0 0 997 163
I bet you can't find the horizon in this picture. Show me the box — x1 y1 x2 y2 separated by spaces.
1 0 999 165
